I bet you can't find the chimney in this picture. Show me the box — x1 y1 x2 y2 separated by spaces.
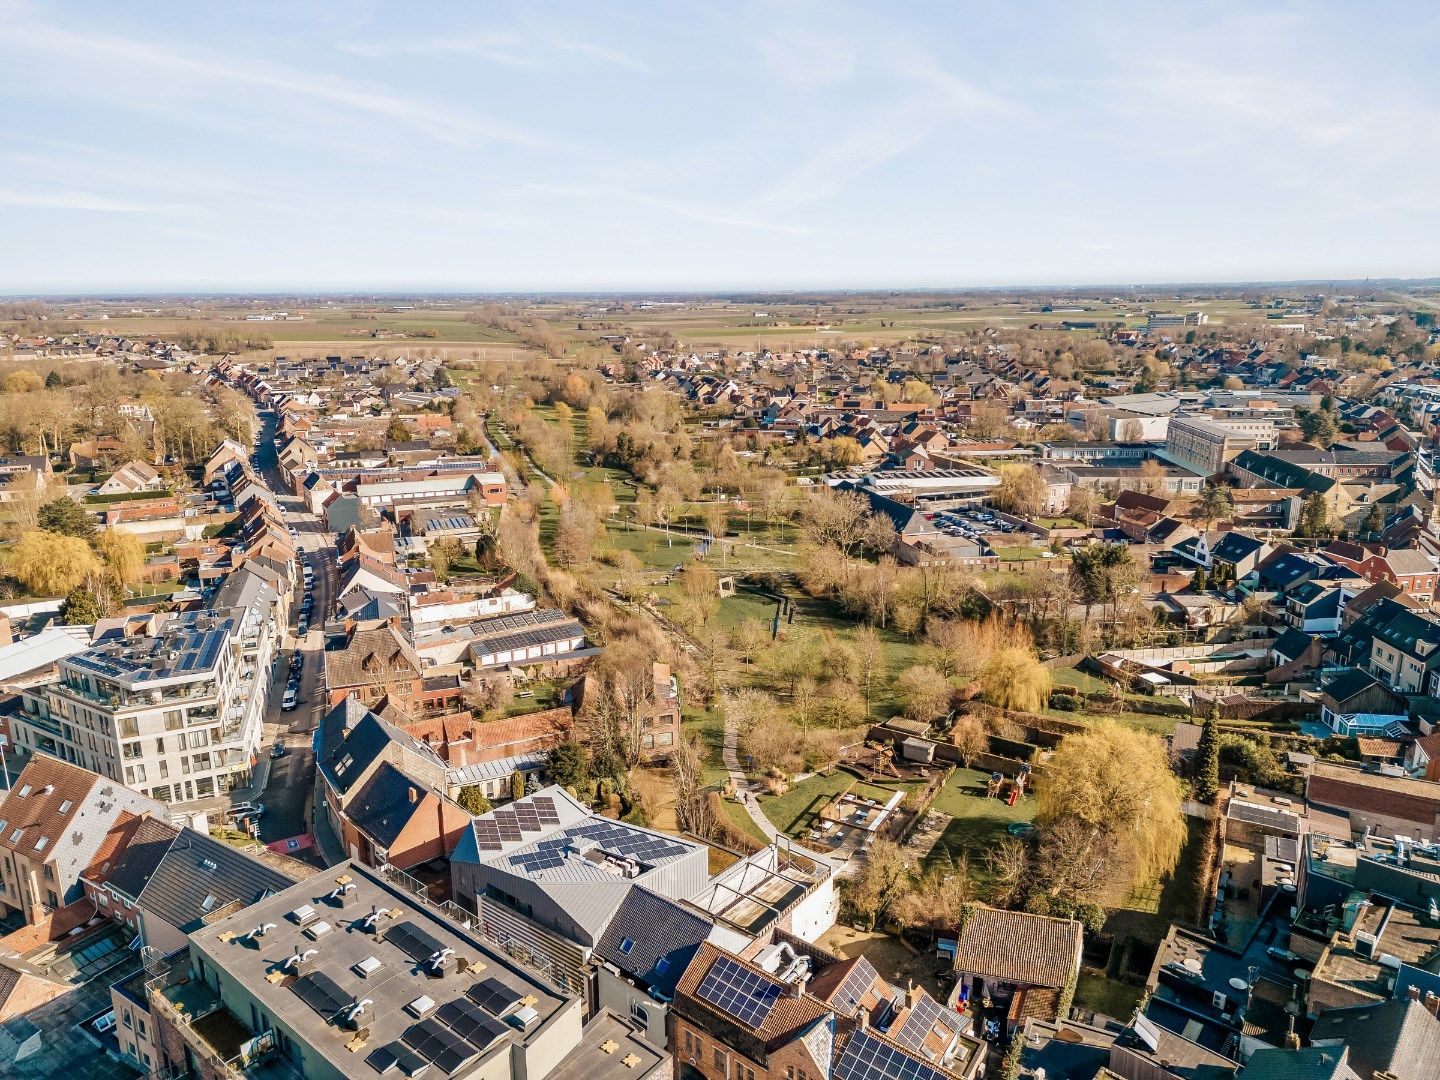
906 979 918 1010
408 786 419 804
1408 985 1421 1002
1425 992 1440 1018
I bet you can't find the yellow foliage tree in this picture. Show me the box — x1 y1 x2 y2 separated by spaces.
9 530 100 596
978 647 1052 712
2 370 42 394
1037 722 1186 892
95 528 145 585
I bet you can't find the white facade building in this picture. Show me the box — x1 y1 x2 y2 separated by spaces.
10 608 273 804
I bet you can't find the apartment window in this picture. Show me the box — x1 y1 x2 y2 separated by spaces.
164 711 183 731
195 776 215 798
151 784 172 802
42 865 53 882
123 1011 132 1029
630 1001 649 1028
46 890 58 908
188 730 208 750
714 1048 729 1077
122 741 142 760
118 717 139 738
737 1066 756 1080
158 759 169 779
137 1018 145 1038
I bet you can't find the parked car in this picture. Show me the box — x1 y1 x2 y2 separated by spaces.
291 652 304 673
282 687 298 711
225 801 264 821
271 741 286 758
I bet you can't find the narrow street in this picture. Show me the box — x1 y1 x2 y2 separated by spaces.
239 408 338 863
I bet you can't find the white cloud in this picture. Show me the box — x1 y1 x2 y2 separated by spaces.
4 11 556 150
0 186 197 214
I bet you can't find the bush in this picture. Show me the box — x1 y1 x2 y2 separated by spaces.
1050 695 1080 712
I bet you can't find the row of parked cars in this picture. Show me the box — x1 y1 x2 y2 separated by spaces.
282 557 316 711
926 506 1021 538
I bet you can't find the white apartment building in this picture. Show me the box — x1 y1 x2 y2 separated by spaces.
10 608 273 805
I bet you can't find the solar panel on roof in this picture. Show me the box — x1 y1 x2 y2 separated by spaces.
695 956 782 1029
437 999 509 1051
834 958 879 1014
385 921 448 963
291 971 350 1019
402 1018 479 1075
466 976 524 1017
834 1030 948 1080
530 797 555 809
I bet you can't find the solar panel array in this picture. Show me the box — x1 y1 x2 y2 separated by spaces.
833 1031 949 1080
385 921 448 963
889 994 957 1055
467 976 524 1017
365 1042 430 1078
833 957 880 1013
471 796 562 852
436 999 509 1051
290 971 350 1020
569 820 690 864
402 1017 479 1075
695 956 783 1030
69 623 232 684
508 836 571 874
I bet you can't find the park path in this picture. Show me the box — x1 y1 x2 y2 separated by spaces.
721 720 783 843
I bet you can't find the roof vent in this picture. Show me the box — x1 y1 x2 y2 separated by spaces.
508 1005 540 1030
248 922 277 940
282 947 318 973
425 948 455 978
327 883 356 906
305 920 333 941
289 904 318 927
406 995 437 1019
354 956 383 979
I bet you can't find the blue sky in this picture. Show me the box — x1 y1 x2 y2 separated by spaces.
2 0 1437 293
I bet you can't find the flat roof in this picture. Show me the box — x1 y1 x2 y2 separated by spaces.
64 610 236 687
190 861 574 1079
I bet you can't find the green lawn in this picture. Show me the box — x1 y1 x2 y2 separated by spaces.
1048 666 1110 694
924 767 1038 870
1073 972 1142 1021
757 770 857 836
1104 816 1208 944
722 799 772 848
681 707 729 788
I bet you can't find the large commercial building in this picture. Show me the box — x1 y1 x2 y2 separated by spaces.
148 861 593 1080
1161 414 1275 477
9 607 275 804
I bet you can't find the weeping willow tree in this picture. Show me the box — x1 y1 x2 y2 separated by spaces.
1036 722 1185 902
978 647 1052 713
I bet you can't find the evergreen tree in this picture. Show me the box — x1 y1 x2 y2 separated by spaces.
1194 704 1221 804
1296 492 1331 540
59 586 104 625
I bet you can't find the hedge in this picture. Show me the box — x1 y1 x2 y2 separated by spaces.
988 735 1039 762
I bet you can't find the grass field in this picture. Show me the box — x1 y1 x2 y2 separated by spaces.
923 767 1038 871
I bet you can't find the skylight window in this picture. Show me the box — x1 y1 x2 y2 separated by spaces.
200 894 219 912
619 938 635 954
34 836 48 852
9 829 21 843
58 801 71 814
16 785 30 798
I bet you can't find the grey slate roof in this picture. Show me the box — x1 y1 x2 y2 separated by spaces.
102 817 182 900
136 828 299 933
1309 999 1440 1080
1238 1046 1359 1080
593 885 713 996
319 708 444 797
345 761 426 850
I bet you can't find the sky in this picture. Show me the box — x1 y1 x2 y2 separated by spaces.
2 0 1438 293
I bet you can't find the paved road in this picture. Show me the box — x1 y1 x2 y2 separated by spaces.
238 408 338 864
